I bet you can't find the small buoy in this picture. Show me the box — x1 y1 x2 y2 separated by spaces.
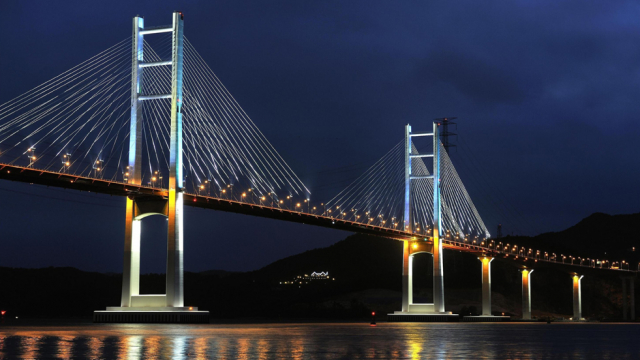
370 311 376 326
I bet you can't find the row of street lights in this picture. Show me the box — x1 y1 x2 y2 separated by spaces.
27 147 632 273
457 238 632 271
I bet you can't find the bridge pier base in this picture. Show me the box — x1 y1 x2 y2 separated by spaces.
463 255 509 322
572 274 584 321
621 276 635 321
481 256 493 316
520 268 533 320
389 240 458 322
95 196 208 323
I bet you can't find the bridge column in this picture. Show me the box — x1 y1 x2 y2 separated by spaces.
401 241 411 311
401 124 412 313
621 277 635 321
631 278 636 321
520 269 533 320
120 14 144 308
572 274 583 321
120 199 141 307
166 11 185 308
623 277 628 320
480 256 494 316
432 121 445 313
390 123 455 321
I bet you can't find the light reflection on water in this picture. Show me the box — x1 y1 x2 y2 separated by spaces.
0 323 639 359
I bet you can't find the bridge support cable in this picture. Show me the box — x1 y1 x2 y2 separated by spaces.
0 38 135 181
326 134 490 239
178 38 311 201
326 141 406 226
0 23 314 211
455 135 538 235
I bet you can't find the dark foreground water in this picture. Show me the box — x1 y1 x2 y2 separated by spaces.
1 322 639 359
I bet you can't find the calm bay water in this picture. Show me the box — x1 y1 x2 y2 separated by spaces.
0 322 639 359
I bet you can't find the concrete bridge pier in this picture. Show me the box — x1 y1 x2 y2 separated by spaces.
632 278 636 321
390 240 458 322
520 268 533 320
462 255 509 322
572 273 584 321
621 276 636 321
481 256 493 316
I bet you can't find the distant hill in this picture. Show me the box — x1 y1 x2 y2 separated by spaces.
498 212 640 263
536 212 640 259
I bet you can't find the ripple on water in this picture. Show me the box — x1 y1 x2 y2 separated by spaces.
0 322 639 359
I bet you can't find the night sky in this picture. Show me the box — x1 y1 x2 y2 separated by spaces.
1 1 639 273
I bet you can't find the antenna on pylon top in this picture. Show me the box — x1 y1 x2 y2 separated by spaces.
434 117 457 153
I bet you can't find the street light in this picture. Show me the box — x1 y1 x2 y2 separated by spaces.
62 153 71 173
27 147 36 168
150 170 161 188
93 159 104 178
199 180 210 196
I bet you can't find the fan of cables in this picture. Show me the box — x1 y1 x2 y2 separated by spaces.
0 35 311 205
325 139 490 239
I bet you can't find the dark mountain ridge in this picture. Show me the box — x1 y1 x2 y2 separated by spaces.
499 212 640 263
0 212 635 320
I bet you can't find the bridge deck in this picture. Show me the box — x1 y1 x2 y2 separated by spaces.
0 163 633 274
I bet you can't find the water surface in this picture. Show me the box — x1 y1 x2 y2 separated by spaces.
1 322 638 359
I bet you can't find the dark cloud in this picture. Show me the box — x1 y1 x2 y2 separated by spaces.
416 50 527 104
0 0 639 272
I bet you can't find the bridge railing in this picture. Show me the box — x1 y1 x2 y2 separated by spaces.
441 236 637 273
186 188 638 273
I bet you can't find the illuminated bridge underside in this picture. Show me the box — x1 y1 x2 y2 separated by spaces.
0 163 631 274
0 163 474 247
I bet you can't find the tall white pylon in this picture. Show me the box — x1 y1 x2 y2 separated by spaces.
399 121 446 315
121 11 185 309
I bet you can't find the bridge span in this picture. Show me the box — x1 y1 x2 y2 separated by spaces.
0 11 636 323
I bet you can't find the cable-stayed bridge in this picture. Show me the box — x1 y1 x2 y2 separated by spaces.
0 12 634 323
